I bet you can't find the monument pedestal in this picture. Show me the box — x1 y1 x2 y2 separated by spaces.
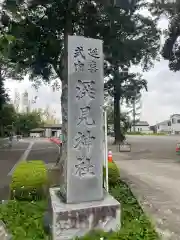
49 187 121 240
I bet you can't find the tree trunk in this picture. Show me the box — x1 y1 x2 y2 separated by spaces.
113 71 124 144
57 3 73 201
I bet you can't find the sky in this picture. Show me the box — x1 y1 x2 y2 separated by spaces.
4 13 179 126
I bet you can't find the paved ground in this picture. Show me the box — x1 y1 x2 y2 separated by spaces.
109 135 180 161
0 140 29 200
116 159 180 239
1 135 180 238
0 138 59 200
110 135 180 239
26 139 59 163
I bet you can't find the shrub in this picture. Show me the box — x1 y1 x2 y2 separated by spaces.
10 160 48 201
127 132 143 135
103 161 120 187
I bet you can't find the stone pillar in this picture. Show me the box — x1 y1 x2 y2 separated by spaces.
49 36 121 240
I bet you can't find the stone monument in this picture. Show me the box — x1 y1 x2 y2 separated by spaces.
49 35 121 240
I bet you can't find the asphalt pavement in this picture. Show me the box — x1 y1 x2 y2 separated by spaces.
109 135 180 161
0 138 59 200
26 139 59 163
0 140 30 200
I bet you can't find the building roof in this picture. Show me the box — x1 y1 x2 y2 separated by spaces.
133 121 149 126
156 120 170 125
30 128 44 132
170 114 180 118
43 124 62 129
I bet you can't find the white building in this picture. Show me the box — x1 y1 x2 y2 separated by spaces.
170 114 180 134
130 121 152 134
156 120 171 134
44 124 62 138
30 124 62 138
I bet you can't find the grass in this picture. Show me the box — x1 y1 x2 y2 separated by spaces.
127 132 166 136
0 179 159 240
0 200 47 240
78 180 159 240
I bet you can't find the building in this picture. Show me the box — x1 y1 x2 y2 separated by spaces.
43 124 62 138
156 120 171 134
170 114 180 134
155 114 180 135
30 128 44 138
130 121 152 134
30 124 62 138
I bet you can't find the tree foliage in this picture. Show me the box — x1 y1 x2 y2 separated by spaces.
0 77 9 111
0 104 44 137
0 103 16 136
15 111 43 136
1 0 160 144
106 99 131 135
150 0 180 71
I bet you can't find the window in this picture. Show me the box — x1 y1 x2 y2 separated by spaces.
172 118 175 124
168 122 171 126
177 119 180 124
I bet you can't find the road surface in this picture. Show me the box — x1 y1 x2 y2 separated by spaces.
0 138 59 200
109 135 180 161
116 159 180 239
1 136 180 239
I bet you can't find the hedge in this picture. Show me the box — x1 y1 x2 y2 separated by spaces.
103 161 120 187
10 160 48 201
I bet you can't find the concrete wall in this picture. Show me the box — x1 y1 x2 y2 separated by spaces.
44 128 62 138
170 115 180 134
157 123 171 133
133 125 152 134
30 132 41 138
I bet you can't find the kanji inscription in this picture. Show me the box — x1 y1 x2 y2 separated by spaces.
67 36 103 203
73 130 95 153
73 46 86 72
88 60 98 73
74 155 95 178
88 48 100 59
77 105 95 126
74 60 85 72
76 80 95 100
74 46 86 59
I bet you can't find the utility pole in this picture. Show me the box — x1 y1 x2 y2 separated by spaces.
132 95 136 132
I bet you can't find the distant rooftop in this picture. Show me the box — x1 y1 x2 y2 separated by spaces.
133 121 149 126
43 124 62 129
170 114 180 118
156 120 170 125
30 128 44 132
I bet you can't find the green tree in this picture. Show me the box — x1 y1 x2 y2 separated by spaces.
150 0 180 71
106 99 131 136
0 104 17 136
0 77 8 111
15 111 43 136
105 71 147 142
1 0 160 144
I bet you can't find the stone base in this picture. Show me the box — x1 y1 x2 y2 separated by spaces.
47 164 61 187
49 187 121 240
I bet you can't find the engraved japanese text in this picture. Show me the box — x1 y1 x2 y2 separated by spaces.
77 105 95 126
74 155 95 177
73 130 95 152
76 80 95 100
